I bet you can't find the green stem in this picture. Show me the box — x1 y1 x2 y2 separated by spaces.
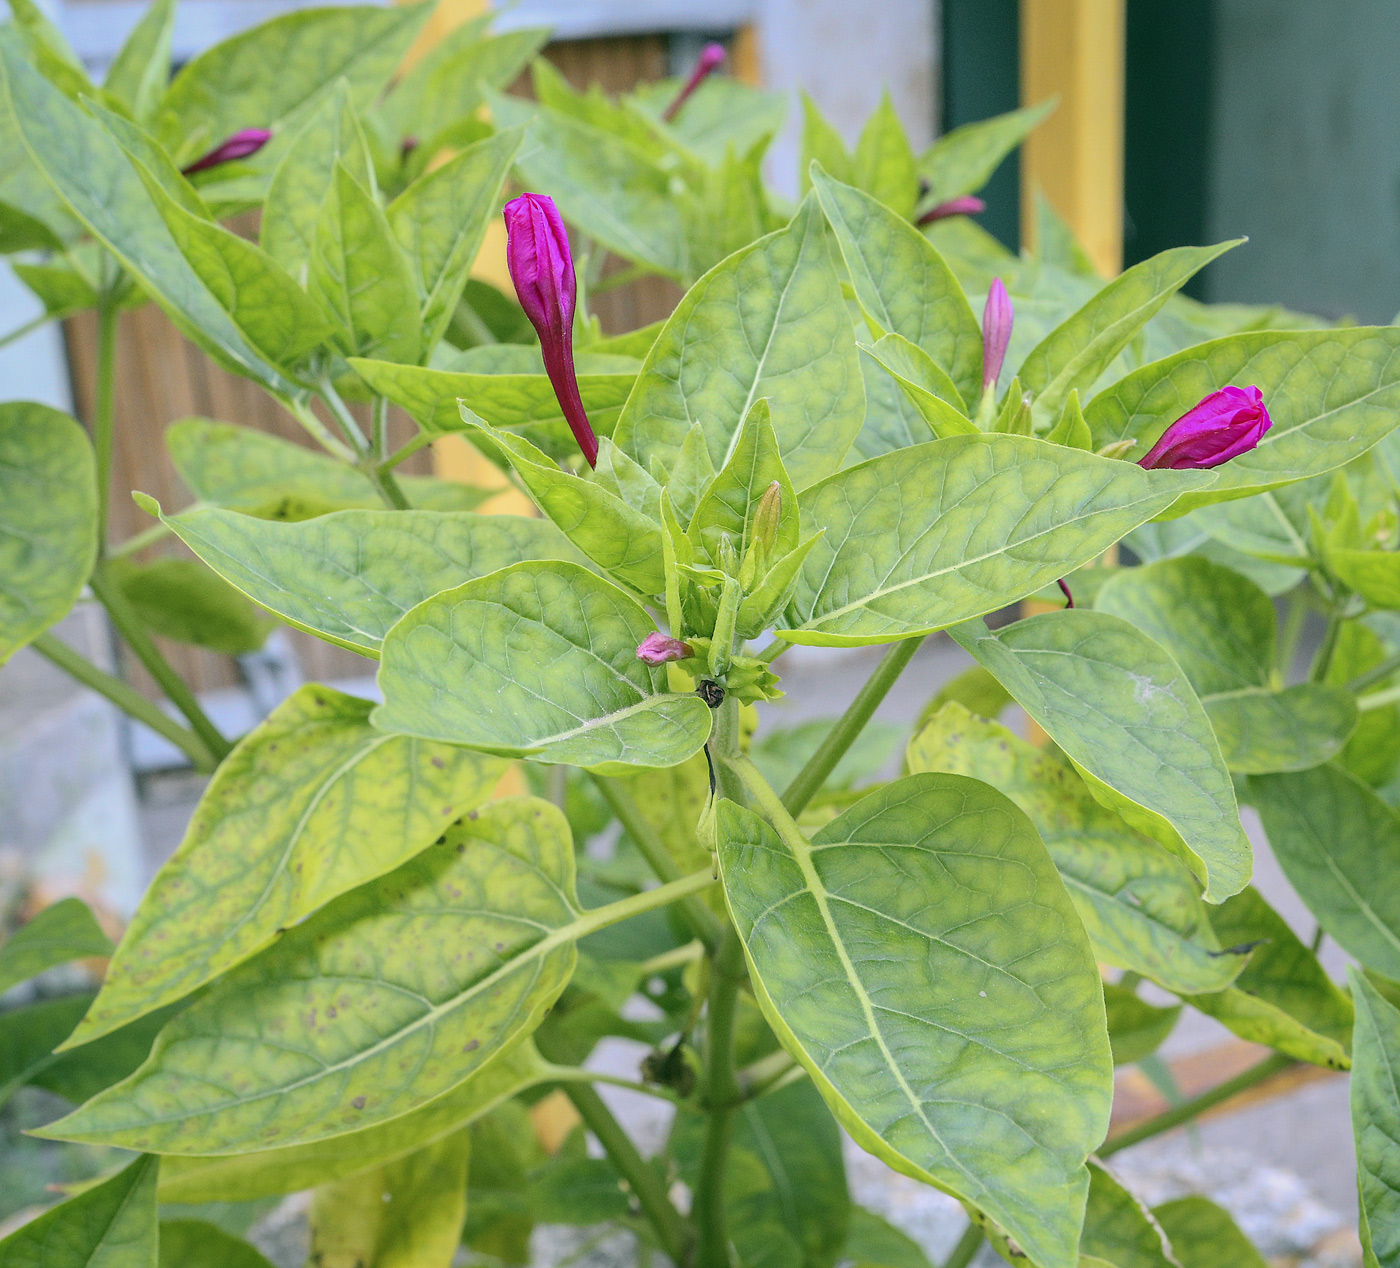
1309 610 1343 682
737 1047 799 1101
1276 590 1307 681
89 565 233 764
369 464 411 510
93 296 119 554
1358 682 1400 713
109 519 173 560
289 399 357 462
941 1223 984 1268
365 396 411 509
1350 649 1400 694
372 396 390 462
639 940 704 976
693 926 745 1268
31 633 217 773
547 1067 683 1105
317 377 370 455
561 1083 688 1263
382 430 434 472
1100 1052 1294 1158
0 310 50 351
781 636 925 815
591 774 723 952
573 870 716 939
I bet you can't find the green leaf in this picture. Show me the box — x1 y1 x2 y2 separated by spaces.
65 684 504 1047
159 1038 546 1202
530 1154 630 1227
1327 621 1400 787
42 797 582 1154
1018 242 1240 429
112 557 275 655
753 720 904 802
858 334 979 438
1096 558 1356 773
1186 887 1353 1069
154 3 431 165
104 0 174 123
307 1131 470 1268
1081 1159 1175 1268
387 127 521 349
374 561 712 773
154 502 583 656
781 438 1205 647
799 94 852 190
613 195 864 490
1151 1196 1268 1268
0 37 300 396
452 414 665 594
1085 328 1400 513
0 201 64 253
310 163 420 364
12 260 97 317
260 82 374 283
1047 389 1095 450
689 399 798 560
951 610 1250 901
6 0 86 75
0 994 93 1103
682 135 776 279
841 1208 933 1268
812 166 982 408
1349 970 1400 1268
1251 764 1400 978
351 358 635 440
917 100 1055 201
0 401 96 664
1102 981 1180 1065
613 755 712 877
158 1221 274 1268
850 91 919 218
164 418 487 519
0 898 111 998
1325 545 1400 609
0 1153 156 1267
907 704 1241 994
718 774 1113 1268
0 72 83 247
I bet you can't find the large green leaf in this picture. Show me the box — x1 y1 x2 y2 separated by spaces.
152 502 582 656
374 561 712 773
688 398 798 561
612 196 864 490
0 402 96 664
951 611 1250 901
164 418 488 519
0 1154 156 1267
350 358 636 439
0 34 300 396
1349 970 1400 1268
450 415 665 594
1186 887 1352 1069
1084 328 1400 513
310 162 420 364
841 1208 933 1268
718 774 1113 1268
1251 764 1400 977
1019 242 1239 428
917 101 1055 202
1096 558 1356 773
66 685 503 1048
781 438 1206 646
858 334 979 440
0 61 82 247
812 167 982 408
387 127 521 348
1327 620 1400 788
42 797 582 1154
1080 1160 1174 1268
112 556 275 656
103 0 174 123
159 1038 547 1202
1151 1197 1267 1268
0 898 112 997
907 704 1242 994
158 1221 274 1268
154 4 431 165
1326 545 1400 609
849 92 920 218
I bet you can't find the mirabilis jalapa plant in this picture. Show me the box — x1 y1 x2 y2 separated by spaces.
5 6 1400 1268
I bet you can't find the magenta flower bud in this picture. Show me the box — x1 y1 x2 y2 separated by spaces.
1137 385 1271 471
982 277 1013 395
181 128 273 176
663 42 726 122
637 633 694 665
916 195 986 226
503 193 598 468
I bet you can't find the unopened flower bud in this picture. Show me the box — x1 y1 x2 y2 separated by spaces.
751 481 782 556
181 128 273 176
982 278 1013 395
664 42 726 122
916 195 986 226
1138 385 1271 471
637 632 694 665
503 193 599 467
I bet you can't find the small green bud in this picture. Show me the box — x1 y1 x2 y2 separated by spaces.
752 481 782 555
716 532 740 578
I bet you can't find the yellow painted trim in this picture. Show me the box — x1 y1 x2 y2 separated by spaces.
731 24 762 87
1020 0 1125 276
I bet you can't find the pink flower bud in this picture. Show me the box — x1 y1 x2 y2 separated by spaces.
503 193 598 468
637 632 694 664
181 128 273 176
982 277 1013 395
663 42 726 122
916 195 986 226
1137 385 1271 471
